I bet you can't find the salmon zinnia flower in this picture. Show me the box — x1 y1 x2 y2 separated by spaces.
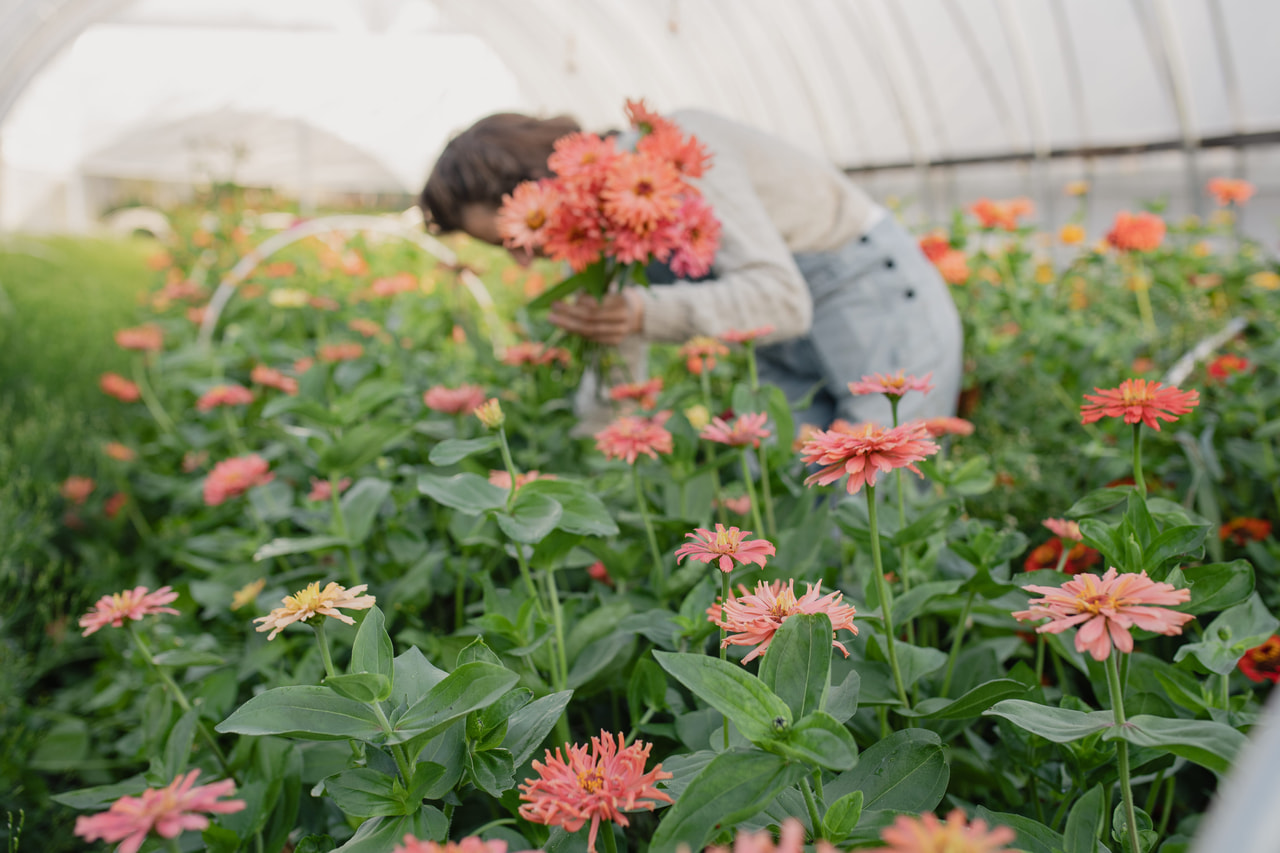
1080 378 1199 431
679 336 729 375
115 324 164 352
498 179 560 252
1219 517 1272 545
74 769 244 853
318 342 364 363
393 836 509 853
423 384 487 415
1013 568 1194 661
667 195 721 279
254 581 376 640
1106 211 1166 252
707 818 806 853
100 372 142 402
595 412 673 464
1239 636 1280 684
800 421 939 495
518 731 672 853
104 442 136 462
489 470 555 491
610 377 663 409
602 152 683 232
307 477 351 502
675 524 776 573
60 476 96 505
79 585 180 636
933 249 971 285
230 578 266 611
1207 177 1255 207
196 384 255 412
709 579 858 664
867 809 1017 853
969 198 1033 230
720 325 776 344
203 454 274 506
701 412 771 448
1042 518 1083 543
251 365 299 396
849 371 935 399
921 416 974 438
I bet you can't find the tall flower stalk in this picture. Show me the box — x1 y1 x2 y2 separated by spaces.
866 484 910 707
1105 653 1141 853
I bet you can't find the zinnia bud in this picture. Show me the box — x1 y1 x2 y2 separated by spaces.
475 398 505 429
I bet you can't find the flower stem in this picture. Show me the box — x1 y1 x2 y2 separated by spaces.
720 570 732 750
314 619 337 679
328 473 359 586
867 485 910 708
939 592 975 698
544 567 570 697
369 700 415 784
133 356 177 435
601 819 620 853
221 408 248 455
701 370 730 528
758 449 778 540
1132 423 1146 499
739 452 766 539
889 397 915 643
496 426 519 512
633 466 665 597
1105 653 1142 853
512 542 548 622
800 776 825 840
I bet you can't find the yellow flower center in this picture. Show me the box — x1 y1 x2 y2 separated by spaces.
525 210 547 230
1252 640 1280 665
634 179 655 198
771 587 798 618
289 582 325 612
713 528 737 553
578 767 605 793
1077 592 1115 615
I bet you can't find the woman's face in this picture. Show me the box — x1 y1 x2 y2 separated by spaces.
460 203 533 266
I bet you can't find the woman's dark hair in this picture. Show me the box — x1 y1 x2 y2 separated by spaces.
420 113 580 233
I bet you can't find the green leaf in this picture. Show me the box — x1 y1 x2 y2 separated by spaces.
391 647 448 709
1067 487 1131 518
526 262 608 311
973 808 1066 853
254 535 347 561
1172 560 1254 614
216 686 385 741
339 478 392 545
869 635 947 692
759 613 832 719
770 710 857 771
1104 715 1244 774
825 669 860 723
503 690 573 766
983 699 1114 743
161 709 199 780
469 748 516 797
351 606 393 680
324 673 392 704
457 636 503 667
389 662 519 744
899 679 1030 719
1141 524 1208 573
428 436 499 466
320 422 411 475
150 649 227 667
1174 594 1279 675
1063 784 1105 853
333 380 406 425
649 750 807 853
654 651 792 745
51 776 148 810
495 491 563 543
331 807 449 853
1112 803 1158 853
322 768 408 818
519 479 619 536
417 472 508 515
826 728 948 813
628 658 670 713
823 790 863 839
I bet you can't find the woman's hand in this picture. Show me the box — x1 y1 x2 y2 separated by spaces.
548 289 644 345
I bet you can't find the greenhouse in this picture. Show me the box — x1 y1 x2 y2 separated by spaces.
1 1 1277 852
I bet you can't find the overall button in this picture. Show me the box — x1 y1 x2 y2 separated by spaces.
884 258 895 269
858 234 870 244
905 289 916 299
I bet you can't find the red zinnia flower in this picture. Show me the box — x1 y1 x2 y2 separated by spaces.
79 586 180 636
1239 636 1280 684
918 232 951 262
595 412 674 464
679 336 729 375
1219 517 1272 545
518 731 672 853
251 365 299 396
318 343 364 363
1207 354 1250 382
100 372 142 402
867 809 1017 853
848 371 935 399
203 455 274 506
104 493 128 519
587 561 614 587
709 579 858 664
700 412 771 448
1106 211 1166 252
800 421 939 495
1207 177 1255 207
675 524 776 573
60 476 96 505
307 477 351 502
196 384 255 412
1022 537 1101 575
609 377 663 409
1013 567 1194 661
74 769 244 853
1080 378 1199 431
115 324 164 352
423 384 487 415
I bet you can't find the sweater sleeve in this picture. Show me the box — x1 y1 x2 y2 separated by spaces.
636 143 813 345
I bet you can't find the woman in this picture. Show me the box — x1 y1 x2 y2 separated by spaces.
420 108 963 429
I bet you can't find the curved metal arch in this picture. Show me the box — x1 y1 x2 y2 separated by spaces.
196 214 507 351
1048 0 1092 149
800 0 874 166
941 0 1023 153
1133 0 1202 212
881 1 950 159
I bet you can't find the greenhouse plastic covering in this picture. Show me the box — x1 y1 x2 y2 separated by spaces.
1 0 1278 237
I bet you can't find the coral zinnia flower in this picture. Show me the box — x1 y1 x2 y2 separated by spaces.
196 384 255 412
624 98 679 138
519 731 672 853
348 318 384 339
720 325 776 344
78 585 180 636
115 324 164 352
718 495 752 516
60 476 96 505
498 179 560 252
707 818 806 853
251 365 299 396
587 561 614 586
679 336 729 375
370 272 418 298
1206 354 1250 382
394 836 509 853
549 132 619 180
542 206 608 273
100 372 142 402
489 469 554 491
73 770 244 853
1042 518 1083 543
1106 211 1166 252
1219 517 1272 545
502 341 573 368
933 249 970 285
709 579 858 664
254 581 376 640
1013 568 1194 661
104 442 136 462
1080 378 1199 431
667 195 721 279
601 151 683 233
918 232 950 262
920 417 974 438
423 384 487 415
104 493 128 520
849 371 935 399
701 412 771 448
1206 177 1255 206
307 476 351 502
969 198 1033 230
203 454 274 506
1022 537 1101 576
1239 636 1280 684
637 124 713 182
595 412 674 464
800 421 939 495
318 342 364 363
867 809 1017 853
675 524 776 573
610 377 663 409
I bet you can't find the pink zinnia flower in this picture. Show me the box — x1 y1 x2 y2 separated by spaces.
115 324 164 352
679 336 729 375
1080 378 1199 431
848 371 935 399
497 180 560 253
700 412 771 448
1106 211 1166 252
348 318 384 339
543 205 608 272
370 272 418 298
100 372 141 402
1207 177 1255 207
251 365 299 396
196 383 255 412
60 476 96 505
800 421 939 495
717 495 752 516
393 836 509 853
706 818 806 853
708 579 858 664
423 384 487 415
720 325 776 344
595 412 674 464
921 416 974 438
610 377 663 409
601 151 683 233
587 561 614 586
549 132 620 181
667 195 721 279
203 455 274 506
74 770 244 853
518 731 672 853
253 581 376 640
307 476 351 502
675 524 776 573
104 492 128 520
1013 568 1194 661
502 341 572 368
78 585 180 636
867 809 1017 853
318 342 364 363
489 470 555 491
1042 518 1083 543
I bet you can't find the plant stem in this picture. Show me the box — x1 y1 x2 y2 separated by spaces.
328 473 359 586
314 619 337 679
1220 672 1230 712
369 700 415 784
739 452 766 539
544 567 570 696
1132 423 1146 499
1034 634 1047 687
601 819 620 853
221 408 248 455
939 592 975 698
496 426 519 512
1106 653 1142 853
701 370 730 527
133 356 177 435
800 776 825 840
744 342 778 539
512 542 548 621
866 485 910 708
633 466 665 597
720 570 732 750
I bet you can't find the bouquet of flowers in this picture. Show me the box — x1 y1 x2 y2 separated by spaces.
497 99 722 313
